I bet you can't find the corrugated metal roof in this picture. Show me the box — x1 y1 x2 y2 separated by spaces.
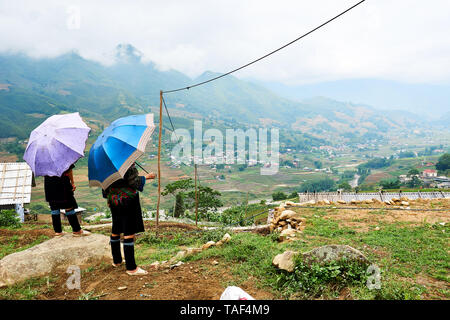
0 162 32 206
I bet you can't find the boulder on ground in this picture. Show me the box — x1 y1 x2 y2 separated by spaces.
221 233 231 243
0 234 110 287
279 229 299 242
302 244 369 265
202 241 216 250
337 200 347 204
272 250 299 272
364 199 373 204
401 201 410 206
272 245 369 273
323 199 331 205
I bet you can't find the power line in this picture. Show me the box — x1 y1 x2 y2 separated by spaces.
161 94 178 140
162 0 366 94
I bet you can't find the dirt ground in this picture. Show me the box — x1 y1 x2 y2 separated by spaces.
295 198 450 232
0 228 54 247
39 257 273 300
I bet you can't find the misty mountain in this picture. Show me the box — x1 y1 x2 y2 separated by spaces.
256 78 450 120
0 44 435 140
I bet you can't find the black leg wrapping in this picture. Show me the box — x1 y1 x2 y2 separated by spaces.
51 213 62 233
123 238 137 271
110 235 122 265
66 210 81 232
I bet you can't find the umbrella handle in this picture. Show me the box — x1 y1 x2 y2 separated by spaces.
135 161 149 174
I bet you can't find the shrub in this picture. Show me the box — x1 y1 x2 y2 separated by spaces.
0 209 21 228
275 256 370 299
272 191 287 201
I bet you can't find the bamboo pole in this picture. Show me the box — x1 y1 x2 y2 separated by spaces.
194 163 198 226
156 91 163 234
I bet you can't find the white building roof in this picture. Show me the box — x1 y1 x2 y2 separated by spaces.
0 162 33 206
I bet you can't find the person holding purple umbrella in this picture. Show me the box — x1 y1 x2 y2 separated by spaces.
23 112 91 237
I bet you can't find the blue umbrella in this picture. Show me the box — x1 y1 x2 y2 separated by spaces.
88 114 155 189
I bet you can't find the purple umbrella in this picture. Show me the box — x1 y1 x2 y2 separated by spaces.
23 112 91 177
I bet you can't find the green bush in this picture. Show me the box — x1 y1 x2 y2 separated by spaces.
275 256 370 299
272 191 287 201
0 210 21 228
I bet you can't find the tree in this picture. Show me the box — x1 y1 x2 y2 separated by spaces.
298 178 336 192
436 153 450 172
407 168 420 176
342 170 356 179
380 178 401 189
173 193 185 217
288 191 298 199
338 181 352 191
272 191 287 201
407 176 422 188
314 160 323 169
161 178 194 217
398 151 415 158
185 185 223 219
238 164 247 171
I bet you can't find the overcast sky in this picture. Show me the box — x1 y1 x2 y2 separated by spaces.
1 0 449 85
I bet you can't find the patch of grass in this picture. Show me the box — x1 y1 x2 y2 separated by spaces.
350 279 425 300
303 215 357 239
0 234 50 259
360 222 449 280
0 276 56 300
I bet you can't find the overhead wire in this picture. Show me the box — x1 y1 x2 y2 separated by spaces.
162 0 366 94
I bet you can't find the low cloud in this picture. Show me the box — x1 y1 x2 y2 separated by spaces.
0 0 449 85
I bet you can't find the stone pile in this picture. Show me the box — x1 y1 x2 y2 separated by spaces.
269 204 306 242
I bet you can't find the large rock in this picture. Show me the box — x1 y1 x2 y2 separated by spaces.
0 234 110 287
272 250 299 272
273 245 369 273
279 229 300 242
302 245 369 265
279 210 296 220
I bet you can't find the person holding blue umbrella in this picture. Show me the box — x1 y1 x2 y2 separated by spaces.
88 114 156 275
24 112 91 237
